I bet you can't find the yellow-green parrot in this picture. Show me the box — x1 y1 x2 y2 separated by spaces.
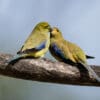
9 22 51 63
49 27 100 82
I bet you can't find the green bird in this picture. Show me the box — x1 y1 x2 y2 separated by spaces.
9 22 51 63
49 27 100 82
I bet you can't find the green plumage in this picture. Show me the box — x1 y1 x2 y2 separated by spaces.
17 22 51 58
9 22 51 64
49 27 100 82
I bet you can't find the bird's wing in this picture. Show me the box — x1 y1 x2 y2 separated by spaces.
17 29 49 54
17 40 47 54
51 43 67 60
50 41 76 63
67 41 87 63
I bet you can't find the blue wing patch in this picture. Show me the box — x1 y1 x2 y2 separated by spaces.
35 41 46 50
51 43 74 64
51 43 67 61
19 41 46 54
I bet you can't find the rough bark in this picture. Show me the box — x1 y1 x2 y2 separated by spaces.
0 53 100 86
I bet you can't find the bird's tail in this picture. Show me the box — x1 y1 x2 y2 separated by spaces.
80 61 100 82
86 55 95 59
7 55 22 64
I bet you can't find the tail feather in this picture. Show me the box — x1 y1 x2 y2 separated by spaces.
7 55 22 64
80 61 100 82
86 55 95 59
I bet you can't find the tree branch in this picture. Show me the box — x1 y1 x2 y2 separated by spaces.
0 53 100 87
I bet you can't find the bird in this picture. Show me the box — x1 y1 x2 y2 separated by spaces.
9 22 51 63
49 27 100 82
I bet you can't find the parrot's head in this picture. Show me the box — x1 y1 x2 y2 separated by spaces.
50 27 62 38
35 22 51 33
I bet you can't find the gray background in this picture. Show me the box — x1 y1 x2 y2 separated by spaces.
0 0 100 100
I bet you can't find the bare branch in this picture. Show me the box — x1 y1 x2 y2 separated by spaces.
0 53 100 86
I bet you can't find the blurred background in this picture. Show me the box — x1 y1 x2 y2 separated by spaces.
0 0 100 100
